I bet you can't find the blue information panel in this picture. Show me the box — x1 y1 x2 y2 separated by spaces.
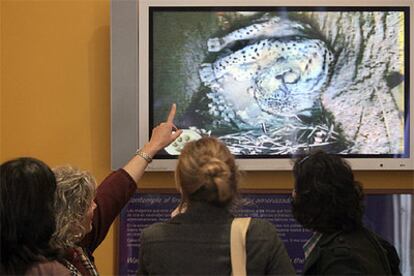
118 193 412 275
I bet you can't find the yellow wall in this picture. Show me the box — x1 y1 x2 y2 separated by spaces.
1 1 413 275
1 0 115 273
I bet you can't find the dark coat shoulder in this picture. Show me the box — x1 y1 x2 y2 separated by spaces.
304 228 393 275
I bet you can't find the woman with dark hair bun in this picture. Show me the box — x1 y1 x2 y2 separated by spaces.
0 157 70 275
291 150 401 275
138 136 295 275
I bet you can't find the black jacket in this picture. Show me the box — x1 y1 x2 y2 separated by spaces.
303 227 397 275
138 202 295 275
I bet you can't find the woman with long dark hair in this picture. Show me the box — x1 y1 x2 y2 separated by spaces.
0 157 70 275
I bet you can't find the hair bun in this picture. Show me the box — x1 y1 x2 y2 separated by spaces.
200 158 227 178
199 158 231 202
175 136 240 208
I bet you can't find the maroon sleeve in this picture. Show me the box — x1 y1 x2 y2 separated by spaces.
79 169 136 254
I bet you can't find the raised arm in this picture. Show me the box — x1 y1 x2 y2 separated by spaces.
123 103 183 185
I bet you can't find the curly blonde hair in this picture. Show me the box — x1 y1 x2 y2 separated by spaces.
50 166 96 249
175 137 240 211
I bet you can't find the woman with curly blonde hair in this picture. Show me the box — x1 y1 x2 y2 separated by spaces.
51 167 96 249
50 167 98 275
50 104 182 275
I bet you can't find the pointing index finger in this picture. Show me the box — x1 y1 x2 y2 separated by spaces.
166 103 176 123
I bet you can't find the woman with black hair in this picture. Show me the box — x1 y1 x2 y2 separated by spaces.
291 150 401 275
0 157 70 275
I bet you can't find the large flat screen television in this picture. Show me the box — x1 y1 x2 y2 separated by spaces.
111 0 414 171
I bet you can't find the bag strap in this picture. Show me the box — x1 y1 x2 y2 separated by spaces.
230 217 252 276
